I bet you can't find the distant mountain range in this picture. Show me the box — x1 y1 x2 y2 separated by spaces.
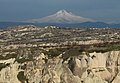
0 10 120 28
0 22 120 29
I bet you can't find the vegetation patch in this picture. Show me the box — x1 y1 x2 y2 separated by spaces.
43 48 69 58
0 63 10 71
87 44 120 53
17 71 28 83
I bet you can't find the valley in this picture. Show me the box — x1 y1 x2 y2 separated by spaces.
0 25 120 83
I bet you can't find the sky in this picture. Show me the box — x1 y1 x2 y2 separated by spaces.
0 0 120 23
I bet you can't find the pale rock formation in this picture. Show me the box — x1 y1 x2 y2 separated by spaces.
84 76 108 83
0 51 120 83
0 62 20 83
112 72 120 83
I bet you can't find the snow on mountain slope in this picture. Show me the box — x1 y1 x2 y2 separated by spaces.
27 10 95 23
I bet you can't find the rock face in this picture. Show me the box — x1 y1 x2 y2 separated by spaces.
0 50 120 83
0 59 20 83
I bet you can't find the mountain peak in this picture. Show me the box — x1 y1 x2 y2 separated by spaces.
56 10 68 14
27 10 95 23
55 10 72 16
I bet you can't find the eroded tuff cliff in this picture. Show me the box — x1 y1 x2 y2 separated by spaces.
0 50 120 83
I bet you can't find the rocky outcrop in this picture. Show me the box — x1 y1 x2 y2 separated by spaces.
0 50 120 83
0 59 20 83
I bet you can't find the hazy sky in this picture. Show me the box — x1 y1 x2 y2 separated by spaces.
0 0 120 23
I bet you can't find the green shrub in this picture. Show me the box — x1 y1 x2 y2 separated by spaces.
17 71 28 83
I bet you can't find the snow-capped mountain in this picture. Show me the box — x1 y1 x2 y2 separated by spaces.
27 10 95 23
